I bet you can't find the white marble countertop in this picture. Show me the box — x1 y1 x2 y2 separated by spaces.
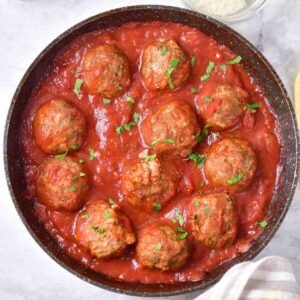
0 0 299 299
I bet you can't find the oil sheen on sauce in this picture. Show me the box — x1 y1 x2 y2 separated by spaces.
21 22 281 284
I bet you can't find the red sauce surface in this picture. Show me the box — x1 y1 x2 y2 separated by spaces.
21 22 282 284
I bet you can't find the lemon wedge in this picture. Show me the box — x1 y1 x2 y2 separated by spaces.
295 70 300 126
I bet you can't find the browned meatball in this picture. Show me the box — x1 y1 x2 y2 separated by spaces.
33 99 87 154
136 221 190 271
190 193 238 249
196 83 247 131
35 156 90 211
140 99 200 157
141 40 190 91
205 138 257 192
82 44 130 97
74 199 136 258
121 150 178 213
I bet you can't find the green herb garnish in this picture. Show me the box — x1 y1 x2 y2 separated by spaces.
246 102 260 113
190 56 196 67
116 126 123 135
227 56 242 65
177 227 188 240
258 220 268 228
78 159 84 164
54 152 67 159
104 211 111 219
155 243 162 251
69 186 77 192
81 214 89 219
203 207 210 213
103 98 111 105
133 112 140 124
108 198 115 206
174 209 184 226
168 78 175 89
70 70 76 74
126 96 135 104
79 172 86 177
200 61 215 81
153 202 161 213
89 149 95 161
189 152 205 167
191 87 197 94
195 125 210 143
219 64 227 72
71 144 80 150
166 58 180 78
161 45 167 56
92 226 105 234
73 78 83 96
194 200 200 207
163 138 175 144
145 153 156 163
151 139 160 147
203 97 213 102
227 172 244 185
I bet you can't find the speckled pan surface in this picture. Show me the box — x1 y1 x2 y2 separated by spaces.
3 5 300 297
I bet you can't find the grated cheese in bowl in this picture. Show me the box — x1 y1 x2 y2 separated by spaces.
188 0 247 17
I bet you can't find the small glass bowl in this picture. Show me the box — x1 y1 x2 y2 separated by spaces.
182 0 269 24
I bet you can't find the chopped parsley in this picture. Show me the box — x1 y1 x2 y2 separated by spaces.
78 159 84 164
155 243 162 251
195 125 210 143
71 144 80 150
168 78 175 89
166 58 180 78
259 220 268 228
92 226 105 234
133 112 140 124
145 153 156 163
153 202 161 214
227 172 244 185
54 152 67 159
81 214 89 219
108 198 115 206
161 45 167 56
194 200 200 207
89 149 95 161
190 55 196 67
73 78 83 96
103 98 111 105
201 61 215 81
203 97 213 102
163 138 175 144
191 87 197 94
219 64 227 72
189 152 205 167
203 207 210 213
151 139 161 147
79 172 86 177
246 102 260 113
173 208 184 226
70 69 76 74
104 211 111 219
116 126 123 135
69 186 77 192
126 96 135 104
177 227 188 240
227 56 242 65
123 122 136 132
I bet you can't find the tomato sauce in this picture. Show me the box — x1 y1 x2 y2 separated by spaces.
21 22 281 284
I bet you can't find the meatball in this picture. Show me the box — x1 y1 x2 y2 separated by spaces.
82 44 131 97
74 199 136 258
121 150 178 213
136 221 190 271
205 138 257 192
35 156 90 211
33 99 87 154
190 193 238 249
141 40 190 91
141 99 200 157
196 83 247 131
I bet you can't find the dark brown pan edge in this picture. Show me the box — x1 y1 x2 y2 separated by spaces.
3 5 300 297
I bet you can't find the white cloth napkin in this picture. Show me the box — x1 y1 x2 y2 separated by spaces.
195 256 300 300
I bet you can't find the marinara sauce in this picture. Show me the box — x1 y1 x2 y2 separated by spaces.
21 22 281 284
